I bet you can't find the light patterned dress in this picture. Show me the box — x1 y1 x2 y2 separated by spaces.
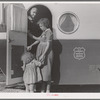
36 28 53 81
23 59 42 84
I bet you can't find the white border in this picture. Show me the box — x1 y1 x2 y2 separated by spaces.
1 1 100 3
1 93 100 99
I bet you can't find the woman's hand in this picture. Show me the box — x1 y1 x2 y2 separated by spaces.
39 55 45 63
27 45 32 51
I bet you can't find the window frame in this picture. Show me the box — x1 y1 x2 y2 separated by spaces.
57 11 80 34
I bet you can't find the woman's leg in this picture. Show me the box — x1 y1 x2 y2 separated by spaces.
41 81 47 92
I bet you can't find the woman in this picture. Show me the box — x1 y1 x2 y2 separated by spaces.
28 7 42 54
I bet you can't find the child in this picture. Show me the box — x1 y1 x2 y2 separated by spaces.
21 52 42 92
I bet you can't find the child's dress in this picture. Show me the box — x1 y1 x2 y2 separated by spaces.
23 59 42 84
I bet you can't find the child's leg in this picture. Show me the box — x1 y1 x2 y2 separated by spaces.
25 84 29 92
33 84 36 92
29 83 34 92
41 81 46 93
46 82 51 93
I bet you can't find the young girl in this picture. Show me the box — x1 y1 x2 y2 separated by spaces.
27 18 53 92
21 52 42 92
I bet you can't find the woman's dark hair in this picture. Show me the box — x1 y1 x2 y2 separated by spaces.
37 18 50 28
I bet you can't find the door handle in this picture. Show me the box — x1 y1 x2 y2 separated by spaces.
9 38 14 43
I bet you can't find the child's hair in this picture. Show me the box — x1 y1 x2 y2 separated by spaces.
37 18 50 28
21 52 35 64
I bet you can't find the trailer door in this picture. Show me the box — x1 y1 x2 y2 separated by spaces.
6 4 27 85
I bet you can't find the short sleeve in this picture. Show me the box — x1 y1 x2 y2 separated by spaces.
46 30 53 42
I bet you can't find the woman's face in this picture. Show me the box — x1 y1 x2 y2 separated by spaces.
39 23 46 31
30 8 37 19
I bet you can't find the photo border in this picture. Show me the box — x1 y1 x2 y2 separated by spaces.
0 0 100 99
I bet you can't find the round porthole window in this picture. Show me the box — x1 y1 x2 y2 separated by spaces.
58 12 80 34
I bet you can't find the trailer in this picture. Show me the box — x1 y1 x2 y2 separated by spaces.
0 2 100 87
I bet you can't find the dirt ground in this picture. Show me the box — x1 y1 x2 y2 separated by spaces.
0 73 56 93
0 82 26 92
0 73 25 92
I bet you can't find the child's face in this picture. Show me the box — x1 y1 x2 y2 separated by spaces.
39 23 47 31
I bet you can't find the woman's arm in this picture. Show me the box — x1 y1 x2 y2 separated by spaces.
30 41 39 47
42 41 50 56
28 32 41 41
27 41 39 51
32 35 41 41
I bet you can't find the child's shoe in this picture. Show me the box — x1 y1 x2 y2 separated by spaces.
46 90 50 93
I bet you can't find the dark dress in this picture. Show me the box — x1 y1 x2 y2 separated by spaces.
36 28 53 81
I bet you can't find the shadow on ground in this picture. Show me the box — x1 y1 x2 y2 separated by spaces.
1 82 100 92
